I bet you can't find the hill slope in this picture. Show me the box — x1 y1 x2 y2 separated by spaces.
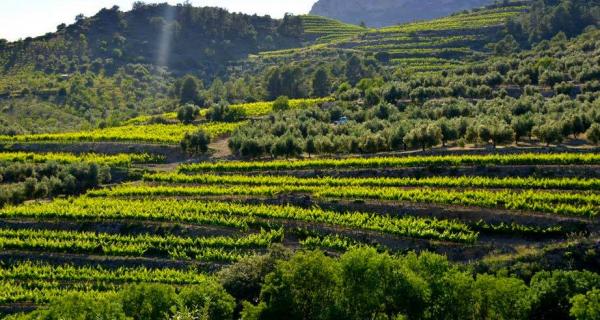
0 3 304 78
309 0 496 27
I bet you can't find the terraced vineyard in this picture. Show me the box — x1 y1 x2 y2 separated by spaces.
300 15 368 44
226 97 333 117
0 151 161 166
0 122 244 145
2 0 600 317
0 149 598 315
255 1 529 73
124 98 333 124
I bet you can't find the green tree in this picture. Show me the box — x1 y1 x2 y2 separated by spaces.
570 289 600 320
404 123 443 151
218 245 290 303
345 55 366 86
472 274 532 320
492 34 520 55
267 67 305 99
490 123 515 148
305 137 316 158
181 129 211 155
272 96 290 112
359 133 387 154
530 270 600 320
239 139 264 158
271 134 303 159
315 135 336 155
207 103 245 122
512 116 535 142
178 281 236 320
437 118 458 147
387 125 408 151
180 75 202 105
586 123 600 145
258 250 341 320
337 247 429 320
177 104 200 124
266 68 282 100
312 67 331 97
534 121 565 146
365 88 381 106
120 283 180 320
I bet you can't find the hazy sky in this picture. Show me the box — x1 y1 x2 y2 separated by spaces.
0 0 317 41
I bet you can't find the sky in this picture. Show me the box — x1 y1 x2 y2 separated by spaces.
0 0 317 41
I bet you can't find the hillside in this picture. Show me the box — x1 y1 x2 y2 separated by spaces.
1 0 600 319
0 3 304 78
310 0 496 27
250 2 528 76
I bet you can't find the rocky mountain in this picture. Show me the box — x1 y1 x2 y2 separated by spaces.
309 0 495 27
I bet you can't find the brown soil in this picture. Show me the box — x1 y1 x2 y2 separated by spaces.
209 137 232 159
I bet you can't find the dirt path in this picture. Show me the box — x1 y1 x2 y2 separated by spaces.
209 137 231 159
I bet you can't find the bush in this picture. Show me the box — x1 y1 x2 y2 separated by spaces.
555 81 575 95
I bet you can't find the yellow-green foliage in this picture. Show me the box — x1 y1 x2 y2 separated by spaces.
0 261 209 304
92 183 600 218
0 152 159 166
123 112 178 125
178 153 600 172
300 15 367 43
378 6 526 33
0 197 478 243
229 97 333 117
0 122 245 144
